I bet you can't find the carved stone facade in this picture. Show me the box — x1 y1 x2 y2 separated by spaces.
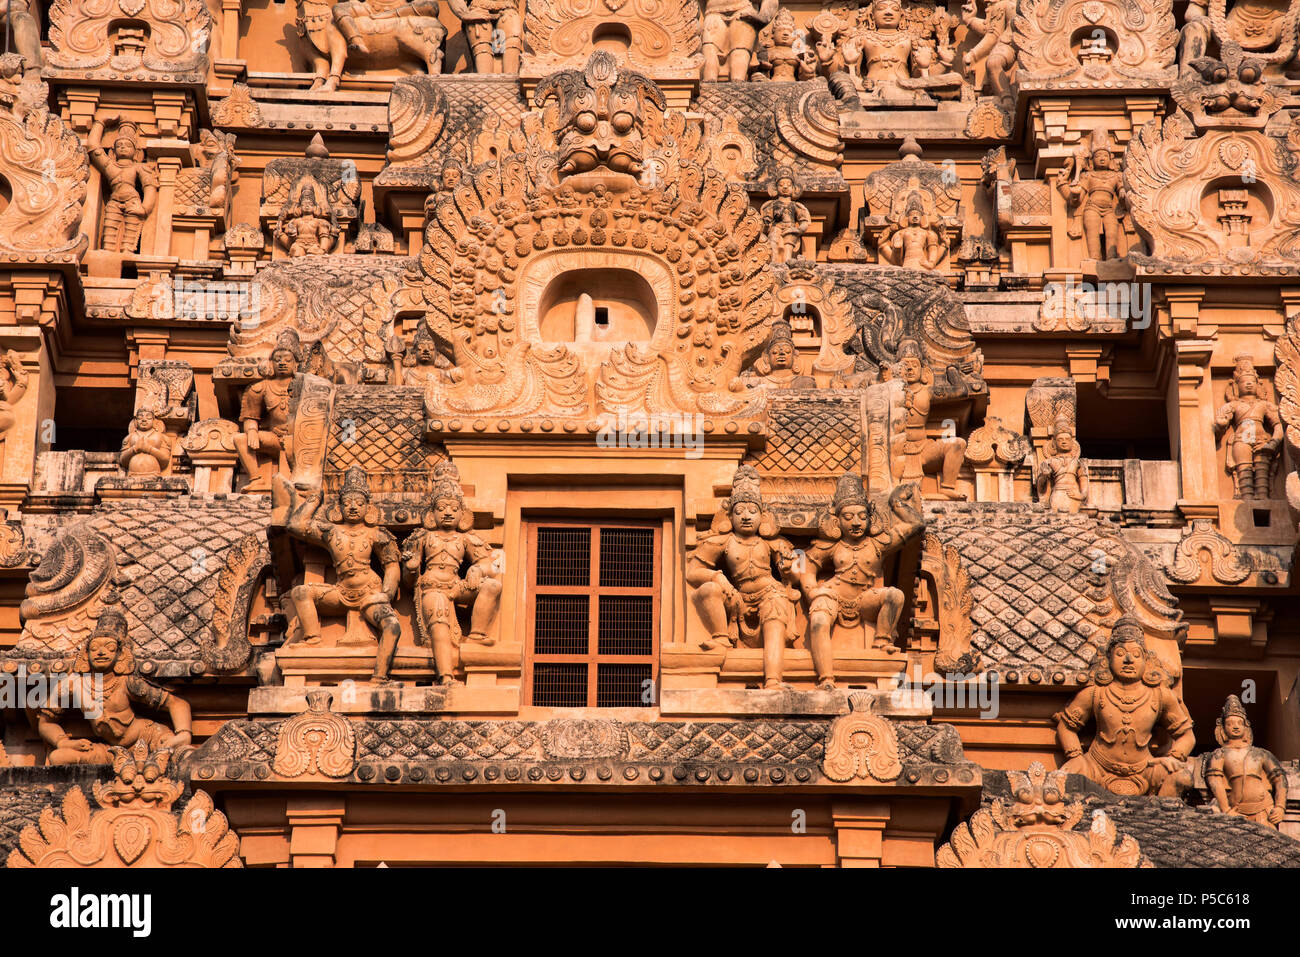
0 0 1298 882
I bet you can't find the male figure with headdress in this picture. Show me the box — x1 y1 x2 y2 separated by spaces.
118 406 174 475
1204 695 1288 827
879 189 946 271
1054 618 1195 796
235 330 301 491
34 609 193 766
799 476 924 688
732 319 816 390
760 169 811 264
702 0 780 81
1036 413 1088 512
88 114 158 254
390 319 463 387
401 462 501 684
1058 129 1128 261
687 464 802 690
1214 353 1282 499
889 339 967 499
277 467 404 682
275 175 340 257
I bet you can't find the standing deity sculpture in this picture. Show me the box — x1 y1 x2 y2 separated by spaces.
1204 695 1288 828
1058 129 1128 262
118 406 174 476
276 467 404 683
731 319 816 390
88 115 158 255
702 0 781 81
1054 618 1195 797
0 0 42 68
0 350 29 443
763 6 803 80
34 610 194 766
879 189 947 270
274 175 340 257
799 476 925 688
760 169 811 264
447 0 522 74
960 0 1015 101
889 340 967 499
295 0 446 92
400 462 502 684
1214 354 1282 500
1036 414 1089 512
234 330 301 490
687 465 802 690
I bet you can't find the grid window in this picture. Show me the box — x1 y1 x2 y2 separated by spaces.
525 521 660 707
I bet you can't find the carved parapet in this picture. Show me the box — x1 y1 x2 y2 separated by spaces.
0 56 89 266
45 0 213 85
938 763 1149 867
7 743 241 868
1124 110 1300 276
1014 0 1177 91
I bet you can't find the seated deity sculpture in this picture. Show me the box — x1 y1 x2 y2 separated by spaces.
687 464 802 690
35 609 193 766
1035 414 1088 513
1058 130 1128 262
1054 618 1195 797
1205 695 1288 828
447 0 522 74
702 0 780 81
889 340 967 499
731 320 816 390
119 406 174 476
879 191 946 270
276 466 404 683
235 330 300 490
799 476 925 688
400 462 502 684
1214 353 1282 500
390 320 463 387
760 169 812 264
296 0 446 92
88 115 158 255
844 0 961 103
274 177 340 257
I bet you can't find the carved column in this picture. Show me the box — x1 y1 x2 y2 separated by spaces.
1172 338 1216 509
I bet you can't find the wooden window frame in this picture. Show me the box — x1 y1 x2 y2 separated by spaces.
522 519 661 707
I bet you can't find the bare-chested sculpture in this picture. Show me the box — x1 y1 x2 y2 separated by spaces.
1204 695 1288 828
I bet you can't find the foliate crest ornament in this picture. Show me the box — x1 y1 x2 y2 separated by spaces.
7 742 242 868
1014 0 1177 88
46 0 213 78
523 0 702 75
1167 519 1252 584
821 704 903 783
937 762 1148 867
272 689 357 778
0 55 89 260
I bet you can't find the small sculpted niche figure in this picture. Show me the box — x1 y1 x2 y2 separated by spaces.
88 115 158 255
390 320 463 387
799 476 925 688
1058 129 1128 261
401 462 502 685
1036 414 1089 513
764 7 802 80
234 330 300 490
447 0 523 74
1214 354 1282 500
1204 695 1288 828
761 169 812 264
732 319 816 390
702 0 780 81
889 340 967 499
687 465 802 690
275 177 340 257
880 190 946 271
1054 618 1195 797
276 466 404 683
35 609 193 766
118 406 173 476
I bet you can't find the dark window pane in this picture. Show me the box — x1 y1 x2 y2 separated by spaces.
598 527 655 588
597 664 653 707
537 527 591 586
597 595 654 655
534 595 589 655
533 663 588 707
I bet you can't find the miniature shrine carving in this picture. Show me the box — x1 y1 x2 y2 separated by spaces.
88 115 157 255
35 609 194 766
274 175 341 257
1214 353 1281 499
401 462 502 685
863 139 961 271
46 0 213 80
275 467 403 683
688 465 801 690
1204 695 1288 827
800 476 925 688
1054 619 1195 797
1015 0 1178 89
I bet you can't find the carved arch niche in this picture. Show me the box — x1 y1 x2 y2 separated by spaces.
772 265 855 383
522 0 703 85
1014 0 1177 91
